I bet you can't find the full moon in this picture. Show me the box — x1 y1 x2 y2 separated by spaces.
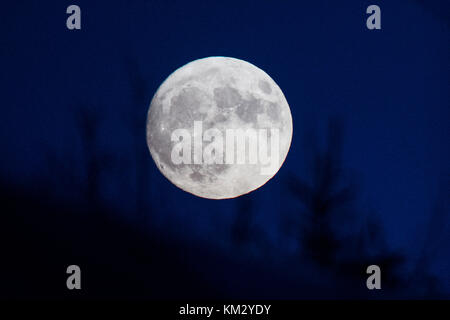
146 57 293 199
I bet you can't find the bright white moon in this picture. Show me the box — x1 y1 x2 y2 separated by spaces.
146 57 293 199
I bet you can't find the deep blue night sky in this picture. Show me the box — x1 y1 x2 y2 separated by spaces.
0 0 449 299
